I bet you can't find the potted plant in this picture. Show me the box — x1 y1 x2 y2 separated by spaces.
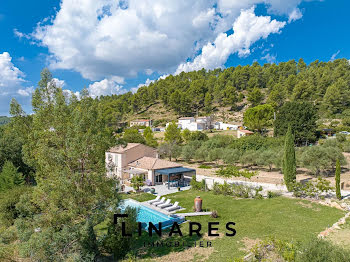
178 187 181 192
150 188 155 194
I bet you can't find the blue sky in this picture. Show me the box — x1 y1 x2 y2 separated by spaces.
0 0 349 115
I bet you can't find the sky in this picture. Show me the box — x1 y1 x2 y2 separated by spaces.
0 0 350 115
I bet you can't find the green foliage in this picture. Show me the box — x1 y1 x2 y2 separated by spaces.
0 161 24 191
247 87 264 107
123 128 146 144
296 237 350 262
274 101 318 145
291 178 333 199
212 182 258 198
215 165 257 179
130 175 144 191
243 104 274 132
0 186 32 227
164 122 183 144
335 159 341 200
158 142 182 161
283 126 296 191
300 145 346 176
0 116 10 126
143 127 158 147
190 175 206 191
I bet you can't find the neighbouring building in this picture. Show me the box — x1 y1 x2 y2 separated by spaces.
130 119 152 127
237 129 254 138
214 122 240 130
105 143 195 188
176 116 212 131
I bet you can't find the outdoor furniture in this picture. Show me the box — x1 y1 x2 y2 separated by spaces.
158 199 172 209
165 201 180 212
152 197 165 206
154 198 168 207
148 195 160 204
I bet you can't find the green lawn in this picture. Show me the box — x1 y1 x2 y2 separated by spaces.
128 190 345 261
120 192 156 202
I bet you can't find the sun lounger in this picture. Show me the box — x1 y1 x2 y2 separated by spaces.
152 197 165 206
148 195 160 204
158 199 172 208
165 201 180 212
154 198 168 206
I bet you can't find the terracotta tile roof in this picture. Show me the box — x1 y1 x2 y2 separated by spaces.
131 119 151 122
128 156 182 170
239 130 254 134
107 143 141 153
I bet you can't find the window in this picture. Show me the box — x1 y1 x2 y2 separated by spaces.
155 174 162 183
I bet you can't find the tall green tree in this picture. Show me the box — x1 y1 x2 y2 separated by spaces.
164 122 183 144
143 126 158 147
335 159 341 200
274 101 317 145
247 87 264 107
282 126 296 191
123 127 146 144
0 160 24 191
243 104 274 133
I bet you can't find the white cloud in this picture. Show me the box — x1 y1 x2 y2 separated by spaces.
17 86 34 96
330 50 340 61
0 52 25 94
288 8 302 23
31 0 309 82
52 78 66 88
88 77 126 98
175 7 285 73
261 53 277 63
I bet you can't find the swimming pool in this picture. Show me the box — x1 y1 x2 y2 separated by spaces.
120 199 184 230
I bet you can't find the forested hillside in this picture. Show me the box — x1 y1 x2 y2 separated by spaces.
0 116 10 126
98 58 350 125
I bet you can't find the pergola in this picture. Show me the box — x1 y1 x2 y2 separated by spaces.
155 167 196 189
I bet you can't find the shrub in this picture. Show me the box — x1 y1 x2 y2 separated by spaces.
291 178 333 199
215 165 257 179
190 175 206 191
267 191 280 198
296 238 350 262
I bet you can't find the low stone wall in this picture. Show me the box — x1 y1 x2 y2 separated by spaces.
195 174 287 192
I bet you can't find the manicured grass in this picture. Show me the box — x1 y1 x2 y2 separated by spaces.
120 192 156 202
133 190 345 261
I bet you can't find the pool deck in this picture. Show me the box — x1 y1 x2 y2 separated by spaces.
140 200 212 218
141 201 186 215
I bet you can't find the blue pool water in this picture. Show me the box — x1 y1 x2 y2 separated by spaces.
120 199 183 229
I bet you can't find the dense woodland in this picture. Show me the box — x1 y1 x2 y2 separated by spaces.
99 58 350 124
1 59 350 260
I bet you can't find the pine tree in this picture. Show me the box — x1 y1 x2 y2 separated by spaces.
335 159 341 200
0 161 24 191
283 125 296 191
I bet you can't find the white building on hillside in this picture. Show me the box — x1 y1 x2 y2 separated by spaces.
177 116 212 131
214 122 240 130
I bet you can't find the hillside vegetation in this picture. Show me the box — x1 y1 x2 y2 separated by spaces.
98 58 350 126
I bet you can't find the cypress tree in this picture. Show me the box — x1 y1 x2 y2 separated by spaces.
335 159 341 200
283 125 296 191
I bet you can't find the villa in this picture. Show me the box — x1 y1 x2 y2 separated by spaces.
130 119 152 127
106 143 195 188
175 116 212 131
